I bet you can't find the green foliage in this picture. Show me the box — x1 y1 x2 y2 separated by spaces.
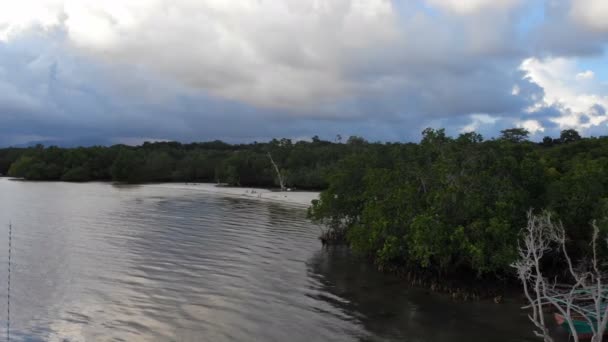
111 149 145 183
8 156 62 180
1 138 355 189
542 136 555 147
8 156 39 178
310 128 608 279
560 129 582 144
143 151 174 182
61 166 91 182
4 129 608 281
499 128 530 142
0 148 24 175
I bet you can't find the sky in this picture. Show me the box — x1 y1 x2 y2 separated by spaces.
0 0 607 146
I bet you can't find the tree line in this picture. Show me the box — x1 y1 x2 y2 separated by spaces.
0 137 357 189
2 128 607 282
308 128 608 281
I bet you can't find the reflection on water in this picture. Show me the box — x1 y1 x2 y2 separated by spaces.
0 179 535 341
308 247 540 342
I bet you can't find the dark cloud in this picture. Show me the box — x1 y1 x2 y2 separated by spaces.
0 0 606 146
591 104 606 116
528 1 604 56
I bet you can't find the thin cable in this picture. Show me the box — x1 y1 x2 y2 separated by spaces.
7 222 11 342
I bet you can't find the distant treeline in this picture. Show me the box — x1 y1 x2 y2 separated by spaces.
307 128 608 281
2 129 608 282
0 137 362 189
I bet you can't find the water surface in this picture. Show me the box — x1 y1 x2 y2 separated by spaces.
0 179 537 341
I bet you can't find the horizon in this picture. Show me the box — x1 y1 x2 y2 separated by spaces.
2 127 605 149
1 1 607 145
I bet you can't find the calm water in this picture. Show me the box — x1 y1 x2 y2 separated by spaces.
0 179 537 341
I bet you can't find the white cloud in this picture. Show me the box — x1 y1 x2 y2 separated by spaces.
511 85 521 95
0 0 606 144
460 113 499 133
0 0 63 40
576 70 595 80
570 0 608 32
517 119 544 134
0 0 402 109
425 0 521 14
0 0 534 118
520 57 608 131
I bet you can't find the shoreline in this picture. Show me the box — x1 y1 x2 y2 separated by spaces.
143 183 319 208
1 178 320 208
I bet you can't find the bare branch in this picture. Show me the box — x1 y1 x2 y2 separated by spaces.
267 152 286 191
512 211 608 342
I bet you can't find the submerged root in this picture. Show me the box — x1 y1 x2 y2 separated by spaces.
317 228 514 301
319 228 348 245
378 264 515 301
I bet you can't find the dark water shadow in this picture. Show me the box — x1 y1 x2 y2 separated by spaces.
306 246 542 342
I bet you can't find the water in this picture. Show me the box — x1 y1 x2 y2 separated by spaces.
0 179 537 341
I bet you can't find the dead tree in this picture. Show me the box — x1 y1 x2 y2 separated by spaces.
267 152 286 191
512 211 608 342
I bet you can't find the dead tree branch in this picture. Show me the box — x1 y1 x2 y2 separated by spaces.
512 211 608 342
267 152 286 191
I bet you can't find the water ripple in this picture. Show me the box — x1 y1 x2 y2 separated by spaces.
0 180 538 342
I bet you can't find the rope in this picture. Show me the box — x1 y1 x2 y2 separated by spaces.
7 222 11 342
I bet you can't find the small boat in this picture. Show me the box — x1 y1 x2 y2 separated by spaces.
554 303 608 340
549 288 608 339
554 312 597 339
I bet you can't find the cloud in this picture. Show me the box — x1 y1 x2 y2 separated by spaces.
520 57 608 132
460 114 500 133
529 0 608 57
424 0 521 14
0 0 606 145
570 0 608 33
0 0 529 114
0 0 63 41
576 70 595 80
44 0 401 109
517 119 545 134
0 33 420 145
